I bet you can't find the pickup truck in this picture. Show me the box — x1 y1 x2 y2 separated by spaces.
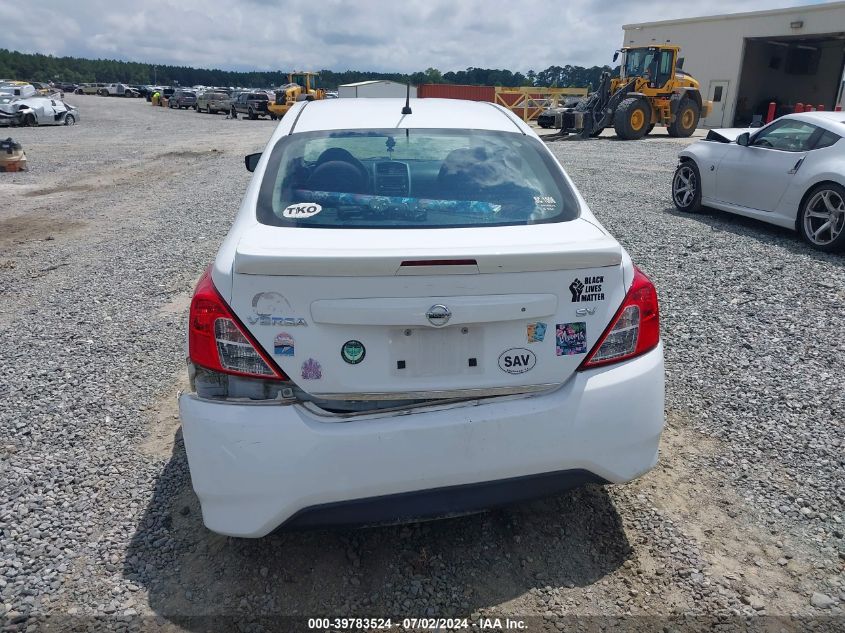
78 83 106 95
231 91 270 119
99 83 139 97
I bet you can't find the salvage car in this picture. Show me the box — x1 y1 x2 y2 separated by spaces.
673 112 845 252
78 83 106 95
0 95 78 126
195 90 231 114
168 89 197 109
0 83 37 98
230 91 270 119
180 98 665 537
99 83 139 97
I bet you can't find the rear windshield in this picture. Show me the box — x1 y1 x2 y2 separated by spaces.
256 128 579 229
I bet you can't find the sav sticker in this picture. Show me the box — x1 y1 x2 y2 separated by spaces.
526 322 547 343
282 203 322 219
273 332 295 356
301 358 322 380
498 348 536 374
569 276 605 303
556 322 587 356
341 340 366 365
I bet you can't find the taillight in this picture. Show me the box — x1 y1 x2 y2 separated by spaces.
579 266 660 370
188 267 288 380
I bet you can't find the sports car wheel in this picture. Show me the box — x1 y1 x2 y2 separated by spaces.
672 161 702 212
64 114 76 126
799 184 845 252
23 113 37 127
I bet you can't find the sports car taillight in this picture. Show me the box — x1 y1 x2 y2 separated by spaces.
579 266 660 370
188 267 288 380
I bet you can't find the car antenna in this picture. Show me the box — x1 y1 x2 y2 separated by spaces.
401 83 412 115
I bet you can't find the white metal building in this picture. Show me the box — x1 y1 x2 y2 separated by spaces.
623 2 845 128
338 80 417 99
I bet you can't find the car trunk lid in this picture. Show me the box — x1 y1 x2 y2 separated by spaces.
227 220 626 399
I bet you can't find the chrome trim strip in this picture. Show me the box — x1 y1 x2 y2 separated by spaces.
183 383 562 416
310 383 561 401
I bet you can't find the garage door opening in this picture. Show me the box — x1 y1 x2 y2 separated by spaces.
733 33 845 126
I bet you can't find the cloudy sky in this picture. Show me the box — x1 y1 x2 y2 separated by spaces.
0 0 830 72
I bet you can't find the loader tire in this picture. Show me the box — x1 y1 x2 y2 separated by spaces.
614 97 651 140
668 99 700 137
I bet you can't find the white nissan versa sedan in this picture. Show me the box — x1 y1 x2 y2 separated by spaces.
180 98 665 537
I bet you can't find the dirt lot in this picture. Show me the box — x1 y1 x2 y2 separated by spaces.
0 95 842 632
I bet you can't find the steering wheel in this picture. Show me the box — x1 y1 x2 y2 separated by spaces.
754 138 773 148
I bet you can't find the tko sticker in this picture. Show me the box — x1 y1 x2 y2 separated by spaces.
526 322 547 343
498 348 536 374
341 340 366 365
301 358 322 380
273 332 295 356
282 203 322 219
556 322 587 356
569 276 605 303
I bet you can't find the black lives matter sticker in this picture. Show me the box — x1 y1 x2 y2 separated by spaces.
569 275 605 303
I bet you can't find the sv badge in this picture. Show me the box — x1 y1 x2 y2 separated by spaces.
575 307 597 316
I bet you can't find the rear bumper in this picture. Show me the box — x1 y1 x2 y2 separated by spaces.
180 344 665 537
284 469 606 529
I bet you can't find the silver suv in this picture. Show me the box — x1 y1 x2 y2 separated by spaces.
196 90 231 114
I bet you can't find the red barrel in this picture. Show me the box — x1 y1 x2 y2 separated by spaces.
794 102 804 113
766 102 777 123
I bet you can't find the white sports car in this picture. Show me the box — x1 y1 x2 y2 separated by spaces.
672 111 844 252
180 98 665 537
0 95 79 127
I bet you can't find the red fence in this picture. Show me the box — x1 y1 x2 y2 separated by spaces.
417 84 495 102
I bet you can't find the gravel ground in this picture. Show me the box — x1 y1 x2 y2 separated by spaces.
0 96 843 632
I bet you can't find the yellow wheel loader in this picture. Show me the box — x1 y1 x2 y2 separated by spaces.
268 72 325 120
554 45 711 140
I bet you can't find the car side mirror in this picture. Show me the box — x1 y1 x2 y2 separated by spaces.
736 132 750 147
245 153 262 172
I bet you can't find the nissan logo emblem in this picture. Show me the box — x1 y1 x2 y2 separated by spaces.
425 304 451 327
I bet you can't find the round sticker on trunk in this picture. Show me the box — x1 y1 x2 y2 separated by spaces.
498 348 536 374
341 340 366 364
282 203 322 219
